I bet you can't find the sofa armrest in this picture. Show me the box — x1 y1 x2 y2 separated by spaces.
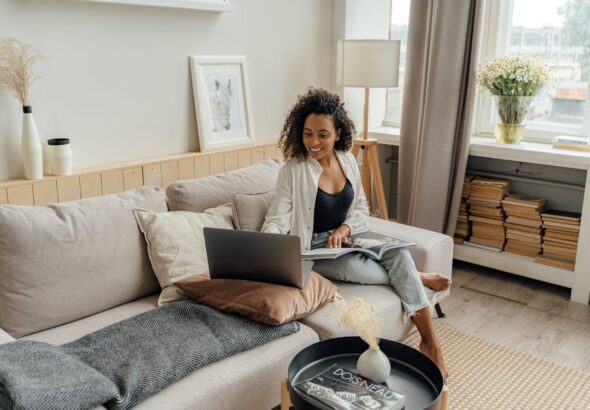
0 327 14 345
368 217 453 279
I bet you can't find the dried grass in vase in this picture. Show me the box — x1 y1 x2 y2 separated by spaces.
0 38 45 106
334 296 382 348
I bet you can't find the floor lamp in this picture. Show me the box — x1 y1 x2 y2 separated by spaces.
337 39 401 220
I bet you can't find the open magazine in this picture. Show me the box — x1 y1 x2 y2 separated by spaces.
295 364 406 410
301 231 416 261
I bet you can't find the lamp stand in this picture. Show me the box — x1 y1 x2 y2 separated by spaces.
352 87 389 220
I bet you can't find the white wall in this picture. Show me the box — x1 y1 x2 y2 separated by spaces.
0 0 333 180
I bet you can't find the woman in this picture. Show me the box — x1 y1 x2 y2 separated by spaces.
262 88 449 379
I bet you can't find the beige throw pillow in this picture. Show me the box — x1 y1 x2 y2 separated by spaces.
231 190 275 231
134 203 234 305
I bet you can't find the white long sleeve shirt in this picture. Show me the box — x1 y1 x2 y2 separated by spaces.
261 150 369 252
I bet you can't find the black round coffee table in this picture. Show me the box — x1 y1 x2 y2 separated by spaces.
288 337 444 410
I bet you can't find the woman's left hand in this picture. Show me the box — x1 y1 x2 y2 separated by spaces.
326 225 351 248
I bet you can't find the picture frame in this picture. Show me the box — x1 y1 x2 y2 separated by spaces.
189 56 255 152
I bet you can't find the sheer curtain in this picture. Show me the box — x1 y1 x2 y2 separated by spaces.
397 0 483 235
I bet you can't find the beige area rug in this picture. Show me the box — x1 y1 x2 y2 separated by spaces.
403 323 590 409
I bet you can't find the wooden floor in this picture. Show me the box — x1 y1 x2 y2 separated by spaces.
437 261 590 375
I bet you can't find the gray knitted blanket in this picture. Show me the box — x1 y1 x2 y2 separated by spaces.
0 300 299 410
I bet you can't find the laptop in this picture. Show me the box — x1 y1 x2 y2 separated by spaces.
203 227 314 288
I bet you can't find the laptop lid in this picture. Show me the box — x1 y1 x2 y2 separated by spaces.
203 227 313 288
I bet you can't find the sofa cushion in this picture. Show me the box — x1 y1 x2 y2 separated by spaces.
0 329 14 345
232 189 275 231
134 323 318 410
134 204 234 306
167 157 282 212
21 295 159 345
368 217 454 278
176 271 338 325
0 186 166 338
300 282 438 341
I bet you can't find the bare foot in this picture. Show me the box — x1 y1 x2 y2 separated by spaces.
420 272 451 292
419 340 448 383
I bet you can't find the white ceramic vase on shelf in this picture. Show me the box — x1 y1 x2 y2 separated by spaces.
21 106 43 180
356 345 391 383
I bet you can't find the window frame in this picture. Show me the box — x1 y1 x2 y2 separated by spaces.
474 0 590 142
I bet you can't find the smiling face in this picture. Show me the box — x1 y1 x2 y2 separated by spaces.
302 114 341 163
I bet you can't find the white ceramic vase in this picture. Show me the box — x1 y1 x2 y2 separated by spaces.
356 345 391 383
21 107 43 180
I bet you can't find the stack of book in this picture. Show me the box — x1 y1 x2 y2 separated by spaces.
535 210 581 271
465 177 511 251
454 175 475 244
552 135 590 152
502 194 545 257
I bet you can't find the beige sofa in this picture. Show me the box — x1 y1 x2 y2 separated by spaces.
0 158 452 410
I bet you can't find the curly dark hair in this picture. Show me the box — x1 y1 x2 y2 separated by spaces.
278 87 355 160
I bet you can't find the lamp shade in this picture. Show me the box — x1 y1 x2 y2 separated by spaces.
336 39 401 88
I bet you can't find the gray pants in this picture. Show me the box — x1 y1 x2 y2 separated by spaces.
311 231 429 320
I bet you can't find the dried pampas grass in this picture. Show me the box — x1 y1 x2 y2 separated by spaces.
334 296 382 349
0 38 44 106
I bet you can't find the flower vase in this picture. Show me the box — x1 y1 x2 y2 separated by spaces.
21 106 43 180
356 345 391 383
494 96 533 144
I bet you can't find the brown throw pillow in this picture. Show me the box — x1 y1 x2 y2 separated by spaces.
176 271 338 325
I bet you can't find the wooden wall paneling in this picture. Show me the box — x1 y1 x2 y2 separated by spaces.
57 177 81 203
33 180 59 205
209 153 225 175
178 157 195 180
161 160 179 188
238 149 252 168
143 163 162 187
101 170 125 195
7 184 34 205
80 173 103 198
251 147 264 164
195 155 210 178
224 151 239 172
0 188 8 204
123 167 143 191
264 144 278 159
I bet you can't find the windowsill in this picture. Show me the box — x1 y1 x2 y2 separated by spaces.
369 127 590 170
368 127 400 146
469 136 590 170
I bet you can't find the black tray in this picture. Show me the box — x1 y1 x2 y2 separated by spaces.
288 337 443 410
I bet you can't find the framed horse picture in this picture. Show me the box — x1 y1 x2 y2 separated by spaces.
189 56 255 152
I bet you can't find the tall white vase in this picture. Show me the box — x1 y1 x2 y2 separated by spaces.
21 106 43 180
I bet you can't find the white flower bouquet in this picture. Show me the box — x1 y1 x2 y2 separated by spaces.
476 55 552 143
476 55 552 98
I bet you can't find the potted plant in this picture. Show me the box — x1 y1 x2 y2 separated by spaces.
477 55 552 144
0 38 45 179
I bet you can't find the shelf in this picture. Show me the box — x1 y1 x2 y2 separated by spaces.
454 244 575 288
70 0 236 12
469 136 590 170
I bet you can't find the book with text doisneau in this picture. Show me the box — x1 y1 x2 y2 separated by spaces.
295 364 406 410
301 231 416 261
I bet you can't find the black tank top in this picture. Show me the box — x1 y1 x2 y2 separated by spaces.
313 179 354 233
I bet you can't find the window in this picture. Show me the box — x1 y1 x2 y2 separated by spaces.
476 0 590 141
383 0 411 127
